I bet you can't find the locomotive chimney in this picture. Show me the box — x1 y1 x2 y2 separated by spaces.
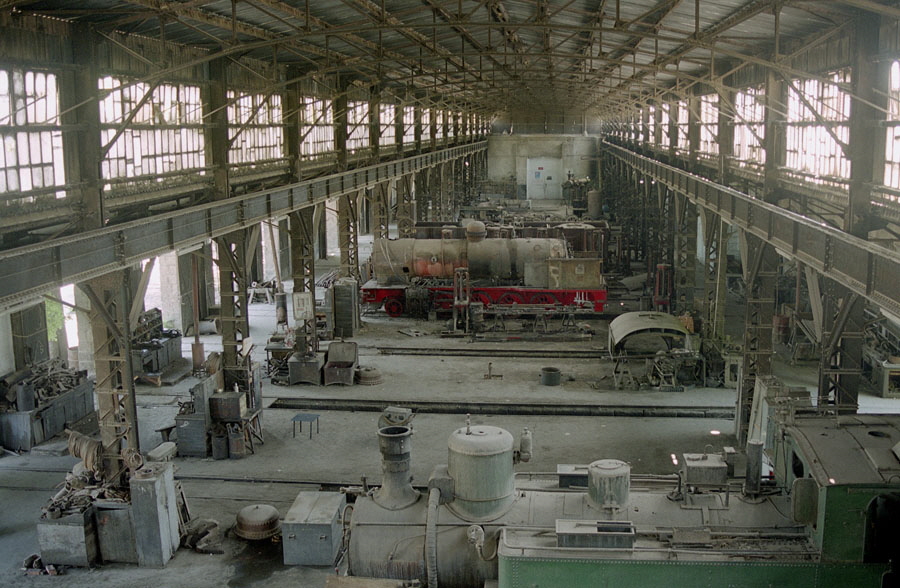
373 426 420 510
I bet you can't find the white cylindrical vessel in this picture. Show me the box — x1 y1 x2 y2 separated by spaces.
447 425 515 521
587 459 631 511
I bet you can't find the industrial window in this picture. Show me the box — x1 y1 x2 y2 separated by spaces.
699 94 719 156
346 101 369 152
226 91 284 166
300 98 333 158
785 70 850 184
646 105 655 143
733 86 766 170
422 109 432 140
0 68 65 200
884 61 900 189
402 106 415 143
658 103 670 148
98 76 205 189
379 103 396 146
676 100 690 154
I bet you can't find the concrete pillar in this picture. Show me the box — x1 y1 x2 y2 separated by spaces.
397 174 415 237
847 14 885 237
64 25 104 232
158 252 195 333
0 314 13 375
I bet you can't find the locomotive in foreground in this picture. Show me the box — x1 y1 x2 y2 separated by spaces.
332 409 900 587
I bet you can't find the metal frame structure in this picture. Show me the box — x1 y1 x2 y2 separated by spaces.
0 142 485 313
603 142 900 320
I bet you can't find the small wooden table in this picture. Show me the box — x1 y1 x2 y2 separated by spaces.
292 413 320 439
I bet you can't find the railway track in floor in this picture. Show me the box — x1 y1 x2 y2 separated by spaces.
269 397 734 419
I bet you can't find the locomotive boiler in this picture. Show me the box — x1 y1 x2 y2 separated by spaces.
336 410 900 588
361 221 608 316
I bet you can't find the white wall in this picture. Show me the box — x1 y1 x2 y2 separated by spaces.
487 135 599 199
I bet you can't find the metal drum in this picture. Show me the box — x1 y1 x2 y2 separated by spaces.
587 459 630 512
447 425 515 521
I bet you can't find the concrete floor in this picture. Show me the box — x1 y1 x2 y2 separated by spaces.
3 240 899 586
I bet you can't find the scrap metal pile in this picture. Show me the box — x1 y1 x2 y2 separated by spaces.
1 359 88 412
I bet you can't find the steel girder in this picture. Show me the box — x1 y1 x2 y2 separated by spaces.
0 142 485 314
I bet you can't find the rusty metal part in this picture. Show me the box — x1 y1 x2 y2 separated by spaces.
121 447 144 472
234 504 281 540
356 366 384 386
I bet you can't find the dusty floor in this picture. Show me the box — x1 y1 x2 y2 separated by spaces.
2 251 899 587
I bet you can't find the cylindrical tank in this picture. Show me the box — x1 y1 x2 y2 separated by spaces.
587 459 630 511
370 237 567 283
447 425 515 521
587 189 602 218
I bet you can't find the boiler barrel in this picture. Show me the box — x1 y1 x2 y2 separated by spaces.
370 238 567 282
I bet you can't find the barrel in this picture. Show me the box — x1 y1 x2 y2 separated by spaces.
540 367 561 386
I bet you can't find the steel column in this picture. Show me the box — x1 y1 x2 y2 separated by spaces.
289 207 317 356
673 195 698 314
736 232 778 445
338 190 361 282
80 271 138 483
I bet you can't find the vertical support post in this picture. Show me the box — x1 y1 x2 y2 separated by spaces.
80 271 138 483
289 207 317 356
284 66 304 182
688 95 700 170
847 14 884 238
414 101 423 153
369 84 381 162
372 181 391 240
338 190 361 282
700 209 727 340
817 285 864 412
396 174 416 237
673 195 698 314
334 79 349 171
736 232 778 445
65 26 104 231
717 82 735 184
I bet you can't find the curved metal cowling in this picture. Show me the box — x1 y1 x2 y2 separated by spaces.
607 311 689 354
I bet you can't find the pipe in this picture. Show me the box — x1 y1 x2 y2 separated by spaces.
373 426 420 510
426 487 440 588
745 439 764 497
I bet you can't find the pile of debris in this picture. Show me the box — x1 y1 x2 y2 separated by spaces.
41 467 129 520
1 359 88 412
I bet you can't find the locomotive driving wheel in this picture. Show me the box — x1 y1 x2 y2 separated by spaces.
497 292 524 305
528 292 558 305
383 297 404 317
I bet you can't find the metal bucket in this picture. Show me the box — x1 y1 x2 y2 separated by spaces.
540 367 561 386
211 433 229 460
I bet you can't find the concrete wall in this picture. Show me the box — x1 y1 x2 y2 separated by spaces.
0 313 14 375
487 135 599 199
